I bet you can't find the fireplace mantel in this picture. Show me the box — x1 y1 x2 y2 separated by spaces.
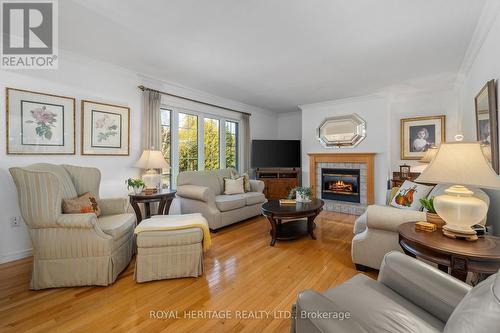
308 153 375 205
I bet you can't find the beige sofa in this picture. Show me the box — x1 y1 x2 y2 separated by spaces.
176 169 266 231
351 184 489 270
9 163 135 289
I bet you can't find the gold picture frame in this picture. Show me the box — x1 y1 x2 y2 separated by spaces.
400 115 445 160
81 100 130 156
6 87 76 155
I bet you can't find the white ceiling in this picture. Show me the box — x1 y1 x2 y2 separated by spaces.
61 0 486 112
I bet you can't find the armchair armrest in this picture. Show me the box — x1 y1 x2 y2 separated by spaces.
98 197 129 215
378 251 471 323
177 185 215 203
249 179 265 193
366 205 425 232
56 213 97 229
294 290 363 333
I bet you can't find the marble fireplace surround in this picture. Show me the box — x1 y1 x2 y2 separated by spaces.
308 153 375 215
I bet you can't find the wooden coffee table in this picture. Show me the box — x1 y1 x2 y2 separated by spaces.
398 222 500 282
261 199 324 246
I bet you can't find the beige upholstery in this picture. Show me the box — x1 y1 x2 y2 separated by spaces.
351 184 490 270
177 169 266 230
135 226 204 282
9 163 135 290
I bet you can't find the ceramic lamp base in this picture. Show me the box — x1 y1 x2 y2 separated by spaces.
434 185 488 234
142 169 161 190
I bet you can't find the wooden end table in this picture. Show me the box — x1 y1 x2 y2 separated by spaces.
261 199 324 246
398 222 500 282
129 189 176 223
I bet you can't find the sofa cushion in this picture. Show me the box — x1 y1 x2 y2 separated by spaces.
98 213 136 239
215 195 246 212
444 272 500 333
390 180 434 210
240 192 266 206
324 274 445 332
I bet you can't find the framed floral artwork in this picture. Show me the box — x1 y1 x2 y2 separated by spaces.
6 88 75 154
81 100 130 155
400 115 445 160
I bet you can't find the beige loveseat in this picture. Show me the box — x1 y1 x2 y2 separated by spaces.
9 163 135 289
351 184 489 270
176 169 266 231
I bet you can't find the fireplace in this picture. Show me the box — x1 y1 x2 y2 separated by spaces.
321 168 360 203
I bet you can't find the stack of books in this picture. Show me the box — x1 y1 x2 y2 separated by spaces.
279 199 296 205
415 221 437 232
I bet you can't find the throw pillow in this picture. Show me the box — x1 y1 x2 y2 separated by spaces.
230 170 251 192
390 180 433 211
389 186 400 203
62 192 101 216
224 177 245 195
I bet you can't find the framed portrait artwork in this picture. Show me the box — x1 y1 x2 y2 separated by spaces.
81 100 130 156
400 115 445 160
475 79 498 173
6 88 75 155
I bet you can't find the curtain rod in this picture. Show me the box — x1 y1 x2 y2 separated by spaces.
138 85 251 116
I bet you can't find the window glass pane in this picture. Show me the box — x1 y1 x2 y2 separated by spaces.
160 109 172 188
178 113 198 172
204 118 220 170
225 121 238 169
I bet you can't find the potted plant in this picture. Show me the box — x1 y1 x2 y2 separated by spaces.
126 178 145 194
420 197 445 228
289 186 312 203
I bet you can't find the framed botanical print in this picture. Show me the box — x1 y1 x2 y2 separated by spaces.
6 88 75 154
81 100 130 155
401 115 445 160
475 79 498 173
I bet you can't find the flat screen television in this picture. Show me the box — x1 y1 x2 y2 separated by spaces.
251 140 301 168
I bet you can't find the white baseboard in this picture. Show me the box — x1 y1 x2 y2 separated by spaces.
0 248 32 264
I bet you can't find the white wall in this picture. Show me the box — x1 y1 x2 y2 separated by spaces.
300 96 391 205
457 7 500 234
0 53 278 263
277 111 302 140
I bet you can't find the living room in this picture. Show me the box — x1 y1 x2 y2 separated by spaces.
1 1 500 332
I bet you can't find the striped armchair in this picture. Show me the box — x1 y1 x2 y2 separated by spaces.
9 163 136 290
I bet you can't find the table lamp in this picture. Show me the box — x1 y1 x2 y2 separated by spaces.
135 149 170 192
416 142 500 235
411 145 438 173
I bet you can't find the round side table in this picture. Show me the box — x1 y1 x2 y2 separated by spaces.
398 222 500 282
129 189 176 223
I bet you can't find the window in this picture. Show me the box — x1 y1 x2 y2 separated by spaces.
225 121 238 169
178 113 198 172
204 118 220 170
160 109 172 188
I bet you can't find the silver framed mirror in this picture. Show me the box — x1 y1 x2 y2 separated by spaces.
317 113 366 148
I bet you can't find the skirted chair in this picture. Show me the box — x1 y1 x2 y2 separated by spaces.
9 163 136 290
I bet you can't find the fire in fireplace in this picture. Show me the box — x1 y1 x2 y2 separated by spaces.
321 168 360 203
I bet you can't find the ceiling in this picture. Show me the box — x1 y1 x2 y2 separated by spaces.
61 0 486 112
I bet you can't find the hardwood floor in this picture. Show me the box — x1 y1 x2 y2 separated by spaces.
0 212 376 333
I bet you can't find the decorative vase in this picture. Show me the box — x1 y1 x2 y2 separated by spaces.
426 212 445 229
296 193 310 203
133 186 144 194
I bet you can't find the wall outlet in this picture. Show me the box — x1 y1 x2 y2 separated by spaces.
10 216 21 227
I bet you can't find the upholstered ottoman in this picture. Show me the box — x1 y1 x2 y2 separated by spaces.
134 222 205 283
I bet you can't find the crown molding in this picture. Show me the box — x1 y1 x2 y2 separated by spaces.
456 0 500 85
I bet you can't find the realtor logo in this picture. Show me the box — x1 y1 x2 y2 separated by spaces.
1 0 58 69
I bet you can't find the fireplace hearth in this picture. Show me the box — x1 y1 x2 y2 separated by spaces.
321 168 360 203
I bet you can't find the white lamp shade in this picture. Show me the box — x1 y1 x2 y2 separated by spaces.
135 150 170 169
419 146 438 163
415 142 500 190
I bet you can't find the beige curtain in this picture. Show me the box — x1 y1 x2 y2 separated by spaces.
242 113 251 173
142 89 162 150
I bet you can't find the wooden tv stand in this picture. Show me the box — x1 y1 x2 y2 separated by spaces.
255 168 300 200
